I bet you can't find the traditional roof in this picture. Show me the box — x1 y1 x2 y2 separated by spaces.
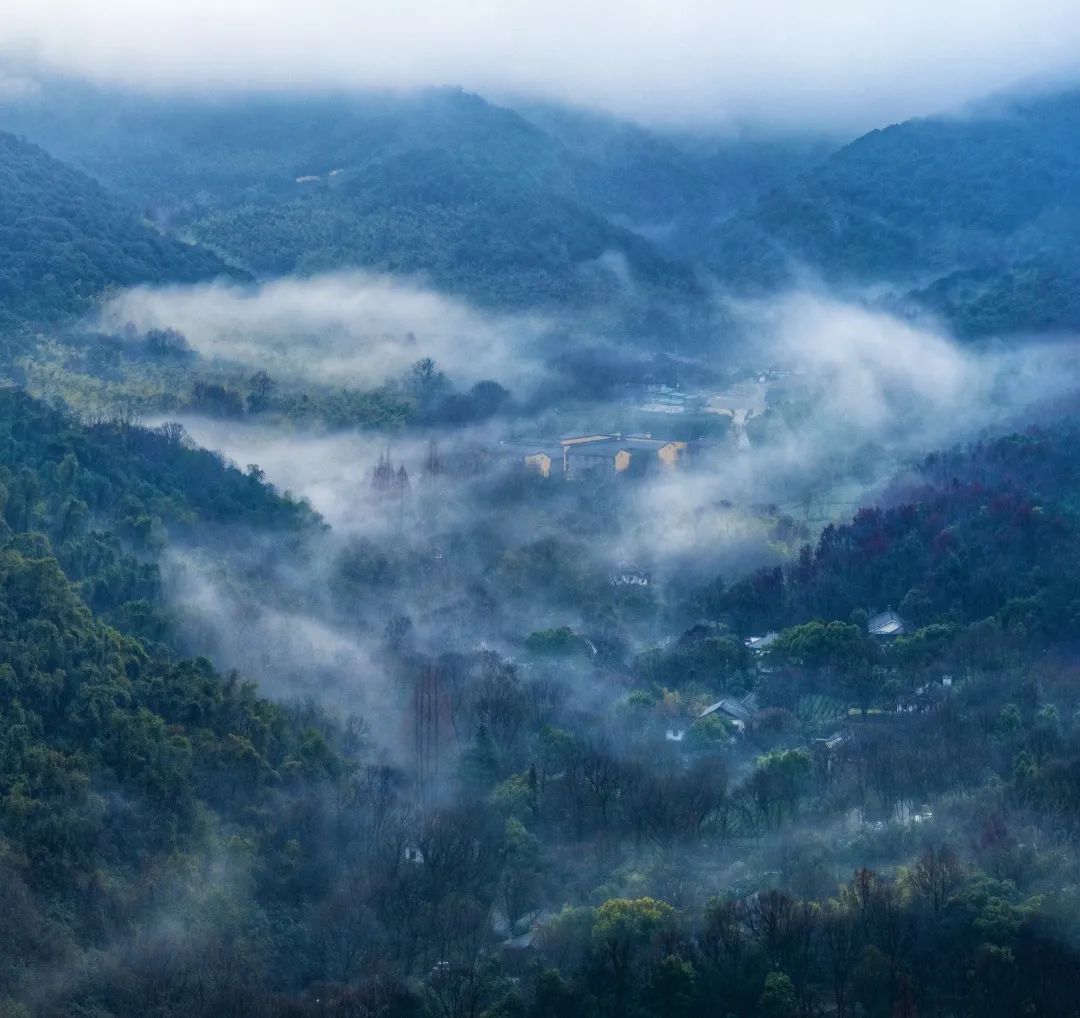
699 694 759 724
814 731 847 750
559 432 617 446
745 632 779 652
620 437 680 451
565 439 628 457
867 609 911 637
565 437 679 457
495 441 561 458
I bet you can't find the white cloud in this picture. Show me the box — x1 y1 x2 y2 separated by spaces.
97 270 551 390
628 292 1080 566
6 0 1080 130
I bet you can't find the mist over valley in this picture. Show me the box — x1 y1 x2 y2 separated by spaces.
2 12 1080 1017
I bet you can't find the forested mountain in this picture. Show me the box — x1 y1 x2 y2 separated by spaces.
512 101 834 257
0 85 704 315
0 132 234 328
0 390 363 1015
706 90 1080 336
0 388 313 642
10 80 1080 339
10 77 1080 338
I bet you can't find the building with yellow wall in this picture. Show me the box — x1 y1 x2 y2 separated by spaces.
499 434 690 479
563 435 687 477
495 442 562 478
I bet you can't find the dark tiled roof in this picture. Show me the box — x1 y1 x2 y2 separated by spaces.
699 696 758 723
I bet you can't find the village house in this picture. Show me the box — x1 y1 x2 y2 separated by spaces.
497 433 690 479
610 562 650 587
744 632 779 653
638 391 707 414
563 435 687 477
494 441 563 478
496 429 617 477
867 608 912 638
565 438 633 475
811 731 848 773
698 692 760 731
633 383 711 415
641 394 688 414
559 432 615 447
496 909 554 973
896 675 953 713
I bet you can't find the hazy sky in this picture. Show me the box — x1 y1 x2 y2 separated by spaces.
6 1 1080 130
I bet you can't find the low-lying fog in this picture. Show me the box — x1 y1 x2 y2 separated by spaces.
99 270 555 392
148 284 1080 541
126 276 1080 734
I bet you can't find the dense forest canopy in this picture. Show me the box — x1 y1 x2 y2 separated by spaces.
8 83 1080 340
0 132 235 329
706 90 1080 336
0 87 704 318
3 385 1080 1016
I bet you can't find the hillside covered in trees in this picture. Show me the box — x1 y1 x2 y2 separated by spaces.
10 83 1080 340
2 368 1080 1016
0 87 705 318
706 90 1080 337
0 133 234 329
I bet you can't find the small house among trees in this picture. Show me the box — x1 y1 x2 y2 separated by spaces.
698 692 760 730
867 608 911 638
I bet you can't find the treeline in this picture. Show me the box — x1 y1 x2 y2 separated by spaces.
0 523 362 1016
0 87 703 315
181 355 511 430
9 530 1080 1018
500 863 1079 1018
36 319 516 431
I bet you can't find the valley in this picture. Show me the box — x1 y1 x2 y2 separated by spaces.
0 35 1079 1018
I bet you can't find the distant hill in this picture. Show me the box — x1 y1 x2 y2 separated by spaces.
0 86 706 319
906 255 1080 338
184 100 701 311
512 101 835 258
705 90 1080 336
11 81 1080 340
0 132 235 328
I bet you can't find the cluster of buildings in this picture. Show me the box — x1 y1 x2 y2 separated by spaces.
496 432 692 479
673 610 921 739
635 381 768 419
638 385 706 415
740 608 914 655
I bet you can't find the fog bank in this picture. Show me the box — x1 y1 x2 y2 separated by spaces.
6 1 1080 131
98 271 551 391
